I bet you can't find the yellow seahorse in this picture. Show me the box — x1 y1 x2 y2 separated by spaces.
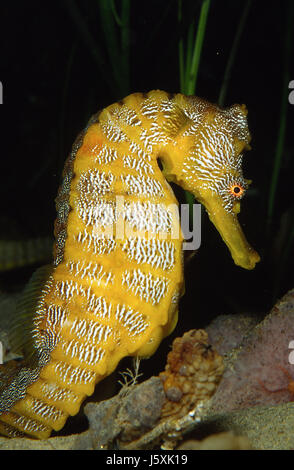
0 90 259 438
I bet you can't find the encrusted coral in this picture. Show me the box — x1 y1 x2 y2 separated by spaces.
159 329 224 419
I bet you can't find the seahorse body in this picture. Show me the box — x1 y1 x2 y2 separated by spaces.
0 90 259 438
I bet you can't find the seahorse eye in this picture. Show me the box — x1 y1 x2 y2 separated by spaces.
229 183 245 198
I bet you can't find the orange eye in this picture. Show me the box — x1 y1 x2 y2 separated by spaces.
229 183 245 198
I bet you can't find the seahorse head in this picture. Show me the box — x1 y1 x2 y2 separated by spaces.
160 94 260 270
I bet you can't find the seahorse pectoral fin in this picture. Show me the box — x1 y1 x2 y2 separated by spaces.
201 194 260 270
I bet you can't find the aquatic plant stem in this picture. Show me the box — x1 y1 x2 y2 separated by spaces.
120 0 130 92
99 0 130 96
218 0 252 107
187 0 210 209
266 0 294 234
178 0 211 211
186 0 210 95
63 0 116 92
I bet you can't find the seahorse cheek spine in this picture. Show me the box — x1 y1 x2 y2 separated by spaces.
0 90 259 439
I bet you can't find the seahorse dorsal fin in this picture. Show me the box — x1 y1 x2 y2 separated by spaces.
8 264 53 360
